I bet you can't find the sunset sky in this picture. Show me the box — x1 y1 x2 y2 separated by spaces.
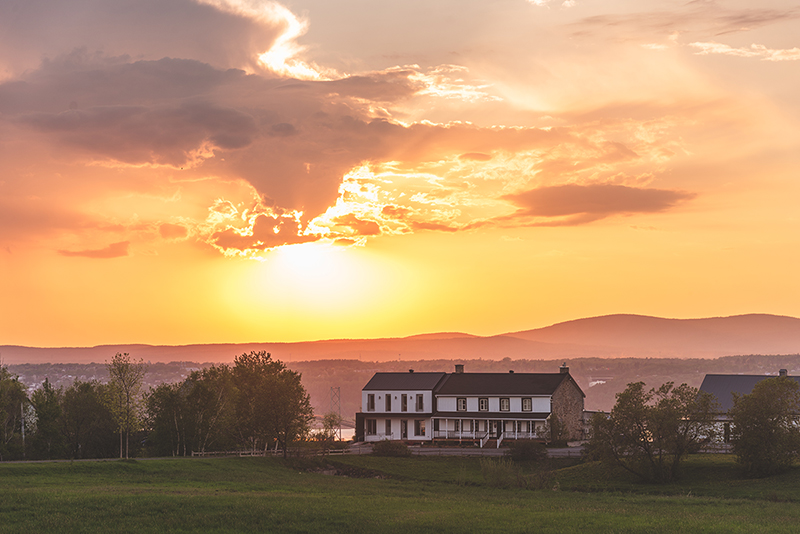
2 0 800 347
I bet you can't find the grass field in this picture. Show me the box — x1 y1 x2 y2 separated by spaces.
1 454 799 533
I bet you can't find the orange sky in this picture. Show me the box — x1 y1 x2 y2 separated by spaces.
2 0 800 347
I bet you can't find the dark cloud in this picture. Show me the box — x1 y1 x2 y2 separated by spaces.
210 214 318 252
0 196 122 244
58 241 129 258
0 0 283 76
334 214 381 236
503 184 695 225
0 50 579 229
19 101 258 167
159 223 188 239
570 3 798 40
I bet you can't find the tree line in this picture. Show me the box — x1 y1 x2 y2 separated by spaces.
0 351 314 461
587 376 800 481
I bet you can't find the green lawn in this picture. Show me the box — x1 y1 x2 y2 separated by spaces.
1 455 799 533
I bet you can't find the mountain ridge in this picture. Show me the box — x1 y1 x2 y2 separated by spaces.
3 313 800 364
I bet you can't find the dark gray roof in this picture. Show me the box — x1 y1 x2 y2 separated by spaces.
362 372 447 391
434 373 573 396
699 374 800 412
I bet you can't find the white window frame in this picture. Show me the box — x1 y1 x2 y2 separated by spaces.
479 398 488 411
500 398 510 411
522 398 532 412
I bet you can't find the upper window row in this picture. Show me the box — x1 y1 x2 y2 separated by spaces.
456 397 534 412
367 393 425 412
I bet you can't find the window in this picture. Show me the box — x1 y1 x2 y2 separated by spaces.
414 419 426 436
401 394 408 412
401 420 408 438
367 394 375 411
454 420 460 432
385 419 392 437
457 398 467 411
366 419 377 435
515 421 523 432
479 398 488 411
385 395 392 411
416 394 424 411
522 398 532 412
500 398 510 411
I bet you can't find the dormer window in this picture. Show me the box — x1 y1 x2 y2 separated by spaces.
479 398 488 411
500 398 510 411
457 398 467 411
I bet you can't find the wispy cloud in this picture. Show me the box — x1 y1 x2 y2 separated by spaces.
58 241 130 258
689 42 800 61
501 184 695 226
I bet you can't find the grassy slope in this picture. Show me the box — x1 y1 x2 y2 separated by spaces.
1 455 799 533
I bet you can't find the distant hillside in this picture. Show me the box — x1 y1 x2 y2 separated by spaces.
507 314 800 358
3 313 800 365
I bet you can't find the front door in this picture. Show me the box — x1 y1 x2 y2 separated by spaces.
401 420 408 439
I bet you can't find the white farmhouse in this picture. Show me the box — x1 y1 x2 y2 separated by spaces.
355 364 585 446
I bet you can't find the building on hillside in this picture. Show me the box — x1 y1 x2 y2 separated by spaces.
699 369 799 442
354 364 586 446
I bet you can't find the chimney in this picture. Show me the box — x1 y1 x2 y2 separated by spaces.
509 370 514 374
454 364 464 374
559 362 569 374
780 369 788 377
409 369 414 373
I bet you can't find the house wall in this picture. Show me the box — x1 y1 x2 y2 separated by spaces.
437 395 550 413
551 378 585 440
362 390 433 415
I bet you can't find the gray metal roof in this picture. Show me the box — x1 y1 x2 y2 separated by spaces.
362 372 447 391
699 374 800 412
434 372 573 396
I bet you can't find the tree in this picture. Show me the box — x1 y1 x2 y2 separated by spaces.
729 376 800 477
185 365 236 454
62 380 117 459
0 365 27 461
30 378 65 460
587 381 718 483
272 369 313 457
231 351 312 457
106 353 147 459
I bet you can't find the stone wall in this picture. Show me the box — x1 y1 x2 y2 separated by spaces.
551 375 585 440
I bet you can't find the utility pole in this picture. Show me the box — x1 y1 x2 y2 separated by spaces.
329 386 342 441
21 402 25 459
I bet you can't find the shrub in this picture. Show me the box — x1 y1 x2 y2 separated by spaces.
480 457 519 488
506 440 547 462
371 440 411 457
